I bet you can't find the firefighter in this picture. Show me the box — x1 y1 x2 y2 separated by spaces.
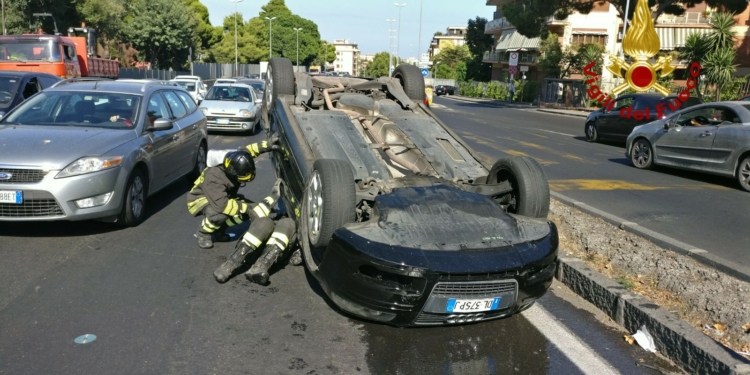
186 137 278 249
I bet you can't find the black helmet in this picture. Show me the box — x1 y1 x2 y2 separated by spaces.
223 150 255 181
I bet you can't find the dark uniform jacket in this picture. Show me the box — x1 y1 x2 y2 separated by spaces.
187 166 242 216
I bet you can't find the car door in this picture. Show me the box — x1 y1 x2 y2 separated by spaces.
618 97 655 139
174 89 205 172
161 90 194 176
705 108 748 175
597 96 633 139
652 105 719 169
144 92 182 190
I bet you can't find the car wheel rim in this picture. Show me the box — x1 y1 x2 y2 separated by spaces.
307 171 323 244
131 176 144 218
632 141 651 167
265 66 273 109
741 159 750 188
197 145 207 172
587 124 595 140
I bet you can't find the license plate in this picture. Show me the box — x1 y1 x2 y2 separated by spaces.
215 119 230 125
0 190 22 204
446 297 501 313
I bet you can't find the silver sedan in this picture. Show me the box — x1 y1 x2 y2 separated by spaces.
625 101 750 191
199 83 262 134
0 79 208 226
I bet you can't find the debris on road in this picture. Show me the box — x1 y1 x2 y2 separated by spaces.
632 325 657 353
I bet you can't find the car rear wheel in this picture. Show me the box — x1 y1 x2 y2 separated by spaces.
489 156 550 218
737 155 750 192
119 168 148 227
630 138 654 169
300 159 356 270
392 64 425 101
585 122 598 142
262 57 295 127
187 142 207 182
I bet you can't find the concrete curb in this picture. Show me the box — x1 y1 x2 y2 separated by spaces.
556 257 750 375
537 109 591 118
551 191 750 284
442 95 532 109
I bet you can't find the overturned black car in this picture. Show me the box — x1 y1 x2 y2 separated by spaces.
262 58 558 327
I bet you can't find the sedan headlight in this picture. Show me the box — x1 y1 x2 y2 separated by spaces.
238 109 252 117
199 107 208 114
56 156 123 178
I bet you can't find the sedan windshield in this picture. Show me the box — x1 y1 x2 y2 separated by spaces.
0 76 21 109
1 91 141 129
204 86 252 102
174 81 197 92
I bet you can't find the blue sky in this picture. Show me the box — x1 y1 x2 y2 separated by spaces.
201 0 493 57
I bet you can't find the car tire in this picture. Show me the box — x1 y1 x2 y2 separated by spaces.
187 142 207 182
301 159 356 268
736 155 750 192
392 64 425 101
118 168 149 227
630 138 654 170
585 122 598 142
262 57 295 127
489 156 550 218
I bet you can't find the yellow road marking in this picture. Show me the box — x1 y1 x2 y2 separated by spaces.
518 141 547 150
503 150 558 165
549 179 728 191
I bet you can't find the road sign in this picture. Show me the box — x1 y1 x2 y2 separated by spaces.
508 66 517 75
421 68 429 77
509 52 519 66
390 66 395 74
520 65 529 72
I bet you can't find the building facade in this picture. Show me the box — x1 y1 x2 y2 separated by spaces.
427 26 468 59
331 39 360 75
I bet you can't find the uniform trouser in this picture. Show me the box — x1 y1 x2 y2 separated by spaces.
197 201 274 235
239 217 296 254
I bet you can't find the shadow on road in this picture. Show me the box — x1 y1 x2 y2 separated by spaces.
608 158 740 190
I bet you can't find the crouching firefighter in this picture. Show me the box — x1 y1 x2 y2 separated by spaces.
186 138 277 249
212 179 297 285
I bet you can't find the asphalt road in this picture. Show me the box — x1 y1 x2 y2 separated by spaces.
0 129 678 374
433 96 750 270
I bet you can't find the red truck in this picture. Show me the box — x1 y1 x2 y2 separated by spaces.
0 22 118 79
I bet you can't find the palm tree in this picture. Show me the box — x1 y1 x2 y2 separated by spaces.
703 47 738 101
706 12 737 51
679 33 709 98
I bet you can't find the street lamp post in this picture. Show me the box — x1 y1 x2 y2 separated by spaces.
293 27 303 72
393 3 406 66
230 0 244 76
386 19 395 73
2 0 6 35
417 0 422 66
265 16 276 60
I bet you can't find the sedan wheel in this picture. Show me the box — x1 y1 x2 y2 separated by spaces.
738 156 750 192
130 176 145 218
306 171 323 245
585 122 598 142
631 139 654 169
119 169 149 227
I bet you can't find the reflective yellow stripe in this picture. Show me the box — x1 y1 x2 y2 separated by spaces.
242 233 263 247
187 197 208 215
223 199 238 216
246 143 260 157
270 232 289 246
203 218 220 229
225 215 243 227
264 196 275 205
294 208 300 217
240 202 248 214
258 203 270 216
253 205 268 217
261 140 268 149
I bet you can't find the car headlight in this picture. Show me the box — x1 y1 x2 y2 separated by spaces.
238 109 252 117
199 107 208 114
56 156 123 178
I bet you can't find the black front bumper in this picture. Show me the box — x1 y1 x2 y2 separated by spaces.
315 228 558 327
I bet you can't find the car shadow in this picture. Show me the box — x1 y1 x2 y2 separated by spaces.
608 158 740 190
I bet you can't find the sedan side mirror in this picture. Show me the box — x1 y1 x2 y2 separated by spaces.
150 118 174 131
663 120 673 130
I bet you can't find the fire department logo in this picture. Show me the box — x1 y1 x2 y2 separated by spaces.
608 0 675 96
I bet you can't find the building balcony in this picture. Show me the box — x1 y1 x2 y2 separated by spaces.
656 12 710 25
485 18 512 34
483 51 538 64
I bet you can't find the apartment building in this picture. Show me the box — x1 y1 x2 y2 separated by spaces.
331 39 361 75
484 1 750 82
427 26 468 59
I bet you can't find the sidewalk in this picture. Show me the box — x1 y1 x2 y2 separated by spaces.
536 108 594 118
442 95 534 109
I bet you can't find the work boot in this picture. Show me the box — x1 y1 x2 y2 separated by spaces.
289 249 302 266
245 244 284 285
214 228 231 242
195 231 214 249
213 242 258 283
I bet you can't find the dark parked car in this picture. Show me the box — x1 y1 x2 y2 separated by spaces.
434 85 456 96
262 58 558 327
0 71 62 117
585 93 702 143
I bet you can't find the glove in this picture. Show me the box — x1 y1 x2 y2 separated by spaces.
271 178 284 197
269 133 280 145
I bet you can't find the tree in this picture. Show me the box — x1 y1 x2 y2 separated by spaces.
703 12 739 101
365 52 396 78
503 0 749 39
207 13 264 64
574 43 605 76
183 0 220 55
74 0 126 58
122 0 197 69
537 34 578 78
432 45 471 67
465 17 493 82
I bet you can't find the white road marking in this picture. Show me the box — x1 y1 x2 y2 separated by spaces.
523 304 621 375
536 129 577 137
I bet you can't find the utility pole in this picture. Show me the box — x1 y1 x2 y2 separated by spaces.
229 0 243 76
417 0 423 66
2 0 6 35
265 16 276 60
386 19 395 73
394 3 406 67
293 27 303 72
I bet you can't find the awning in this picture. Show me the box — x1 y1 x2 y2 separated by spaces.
656 27 712 50
496 28 541 52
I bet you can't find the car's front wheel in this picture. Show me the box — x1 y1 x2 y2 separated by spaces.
118 168 149 227
630 138 654 169
300 159 356 270
187 142 207 182
737 155 750 192
585 122 598 142
489 156 550 218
